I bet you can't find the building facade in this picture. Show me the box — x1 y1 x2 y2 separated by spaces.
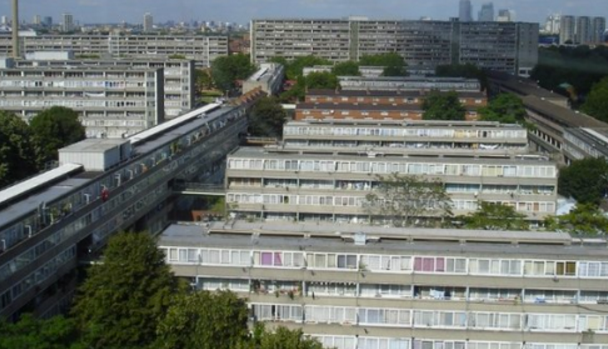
576 17 592 44
559 16 576 45
304 89 487 108
592 17 607 44
338 77 481 92
61 13 74 32
563 128 608 163
15 58 195 119
159 221 608 349
294 103 480 122
0 58 164 138
143 13 153 32
225 122 558 224
0 33 228 67
459 0 473 22
250 19 538 76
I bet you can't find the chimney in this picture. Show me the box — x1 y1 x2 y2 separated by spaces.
12 0 19 59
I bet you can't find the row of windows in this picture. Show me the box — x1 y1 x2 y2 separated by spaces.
228 158 557 178
0 99 155 109
163 248 608 278
284 126 526 139
310 336 598 349
251 303 608 332
226 193 556 213
0 80 155 89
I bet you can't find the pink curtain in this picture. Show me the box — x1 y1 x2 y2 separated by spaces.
436 258 445 272
414 257 423 271
274 252 282 266
261 252 273 265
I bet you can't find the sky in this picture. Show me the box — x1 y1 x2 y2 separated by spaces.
0 0 607 25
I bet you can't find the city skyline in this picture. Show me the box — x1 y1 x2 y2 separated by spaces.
0 0 606 25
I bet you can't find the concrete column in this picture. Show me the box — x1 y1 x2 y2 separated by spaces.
12 0 19 58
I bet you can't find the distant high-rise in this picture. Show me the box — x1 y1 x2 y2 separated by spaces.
0 16 8 26
560 15 575 44
496 9 515 22
543 14 560 34
43 16 52 27
62 13 74 32
478 2 494 22
592 17 606 44
576 16 592 44
459 0 473 22
32 15 41 25
143 12 153 32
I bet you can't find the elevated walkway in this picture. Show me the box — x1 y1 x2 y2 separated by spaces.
174 182 226 196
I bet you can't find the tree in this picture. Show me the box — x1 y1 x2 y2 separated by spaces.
360 53 408 77
364 173 453 227
211 54 256 91
0 111 37 188
249 96 287 137
582 77 608 122
29 107 86 169
558 157 608 205
459 201 528 231
71 231 180 349
435 63 487 91
239 323 324 349
155 290 249 349
194 68 215 92
0 314 85 349
422 91 466 121
305 72 339 90
272 56 332 80
332 61 360 76
479 93 527 124
545 203 608 235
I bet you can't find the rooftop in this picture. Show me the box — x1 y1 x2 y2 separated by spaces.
523 96 607 129
158 221 608 258
565 127 608 158
229 146 553 165
307 89 486 98
285 119 523 129
297 103 478 112
59 138 129 153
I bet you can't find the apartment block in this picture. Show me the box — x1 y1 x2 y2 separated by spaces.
338 77 481 92
225 123 558 224
0 33 228 67
15 58 195 118
0 58 164 138
303 66 385 78
563 128 608 163
159 221 608 349
243 63 285 95
305 89 487 108
294 103 480 122
250 19 539 76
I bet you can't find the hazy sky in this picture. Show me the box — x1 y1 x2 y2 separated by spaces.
0 0 606 25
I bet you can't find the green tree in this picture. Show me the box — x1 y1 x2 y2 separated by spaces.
239 323 324 349
422 91 466 121
71 231 180 349
364 173 453 227
558 157 608 205
479 93 527 124
211 54 256 91
29 107 86 169
0 314 85 349
155 290 249 349
331 60 360 76
545 203 608 235
273 56 332 80
0 111 37 188
194 68 215 92
435 63 487 91
305 72 339 90
249 96 287 137
459 201 528 231
582 77 608 122
360 53 408 77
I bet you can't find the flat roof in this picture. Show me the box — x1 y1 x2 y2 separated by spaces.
0 164 83 209
0 176 91 227
285 120 524 129
158 222 608 259
229 146 554 165
60 138 128 153
307 89 485 98
0 65 160 72
297 103 478 112
523 96 608 129
339 76 479 83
